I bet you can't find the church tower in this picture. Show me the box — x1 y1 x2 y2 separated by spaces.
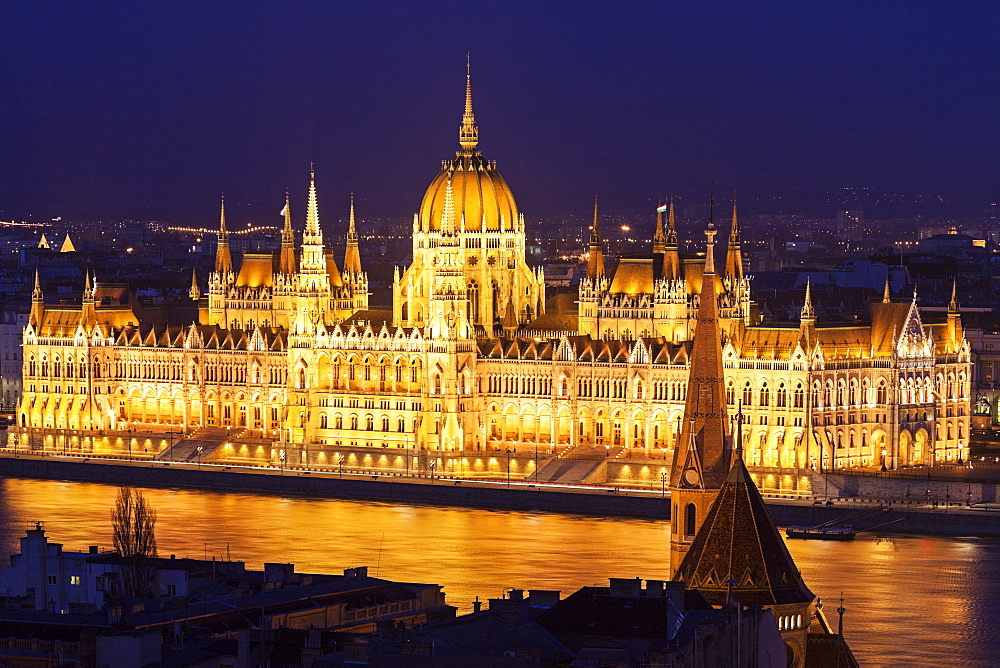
338 195 369 318
29 268 45 328
208 196 235 327
668 219 732 574
292 167 333 334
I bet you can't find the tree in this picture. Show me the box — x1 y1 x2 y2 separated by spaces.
111 486 158 598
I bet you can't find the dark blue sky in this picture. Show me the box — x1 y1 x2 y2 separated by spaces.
2 1 997 224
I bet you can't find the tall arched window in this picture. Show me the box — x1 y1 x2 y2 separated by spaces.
743 382 753 406
759 383 770 407
794 383 804 408
319 413 328 429
685 503 697 537
726 381 736 405
468 279 479 325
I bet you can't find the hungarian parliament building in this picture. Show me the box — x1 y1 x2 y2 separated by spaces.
11 71 972 474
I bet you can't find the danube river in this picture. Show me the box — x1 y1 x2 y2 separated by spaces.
0 477 996 667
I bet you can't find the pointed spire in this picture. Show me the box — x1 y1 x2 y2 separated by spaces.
305 164 322 241
32 267 43 301
189 267 200 300
949 277 959 312
882 275 891 303
586 195 605 280
83 269 93 301
653 202 667 254
724 192 743 283
343 194 363 275
214 195 233 275
801 278 815 321
279 191 297 275
704 200 717 275
441 178 457 234
459 54 479 151
30 266 45 327
669 221 731 489
666 196 678 244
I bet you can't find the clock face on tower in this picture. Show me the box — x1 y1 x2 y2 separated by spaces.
683 468 700 487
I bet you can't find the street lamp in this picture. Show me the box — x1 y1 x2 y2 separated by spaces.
660 470 667 497
196 445 203 469
338 453 345 478
506 448 513 487
279 449 286 475
429 458 437 483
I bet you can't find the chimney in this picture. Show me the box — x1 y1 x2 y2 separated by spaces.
472 596 482 614
89 546 99 554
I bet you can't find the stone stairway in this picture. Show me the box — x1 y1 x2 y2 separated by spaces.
533 458 603 484
157 426 232 462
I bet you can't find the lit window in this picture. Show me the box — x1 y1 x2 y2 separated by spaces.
70 575 81 585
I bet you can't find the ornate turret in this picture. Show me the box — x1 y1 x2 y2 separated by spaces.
801 278 814 321
80 270 97 331
214 196 233 275
30 268 45 327
947 278 963 353
300 165 326 274
668 216 732 573
189 267 200 301
663 198 680 281
459 55 478 151
586 196 605 280
279 192 297 276
343 194 363 275
653 203 667 255
724 197 743 283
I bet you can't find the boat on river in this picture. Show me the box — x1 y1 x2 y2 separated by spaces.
786 525 856 540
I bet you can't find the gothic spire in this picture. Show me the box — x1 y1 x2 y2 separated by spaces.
343 194 363 275
949 277 959 312
32 267 43 301
459 54 479 151
214 195 233 275
801 278 814 320
586 195 604 280
724 194 743 283
441 178 457 235
189 266 200 300
653 202 667 254
669 221 731 490
304 164 322 243
882 275 891 303
279 191 297 275
30 266 45 327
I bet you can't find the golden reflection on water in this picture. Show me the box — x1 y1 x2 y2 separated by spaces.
0 477 997 667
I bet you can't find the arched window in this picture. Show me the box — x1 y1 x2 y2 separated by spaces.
759 383 770 407
793 383 804 408
335 414 343 429
381 416 390 432
726 381 736 405
743 381 753 406
468 279 479 324
685 503 697 537
366 415 374 431
777 383 787 407
397 417 406 432
319 413 328 429
350 415 359 430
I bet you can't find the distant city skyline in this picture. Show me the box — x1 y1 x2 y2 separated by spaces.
2 2 997 223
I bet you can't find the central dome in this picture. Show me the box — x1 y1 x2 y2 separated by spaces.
420 153 518 232
418 65 519 232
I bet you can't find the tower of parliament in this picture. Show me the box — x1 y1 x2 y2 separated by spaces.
11 68 972 476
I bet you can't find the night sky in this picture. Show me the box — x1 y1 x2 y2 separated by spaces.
2 2 997 224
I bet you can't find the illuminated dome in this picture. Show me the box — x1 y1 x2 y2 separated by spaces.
419 66 518 232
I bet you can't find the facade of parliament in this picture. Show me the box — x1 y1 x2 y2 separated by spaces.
11 70 971 475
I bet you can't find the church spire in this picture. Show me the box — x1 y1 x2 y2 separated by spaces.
343 194 363 275
724 194 743 283
304 164 322 244
801 278 815 321
882 275 891 303
653 202 667 255
214 195 233 275
189 266 200 301
30 267 45 327
279 191 297 275
459 54 479 151
949 277 959 312
662 196 681 281
586 195 604 280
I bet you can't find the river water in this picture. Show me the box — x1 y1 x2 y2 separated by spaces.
0 477 996 667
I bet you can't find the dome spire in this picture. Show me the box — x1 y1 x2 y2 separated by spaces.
459 54 479 151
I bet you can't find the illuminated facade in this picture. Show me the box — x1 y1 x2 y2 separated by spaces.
10 69 971 473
